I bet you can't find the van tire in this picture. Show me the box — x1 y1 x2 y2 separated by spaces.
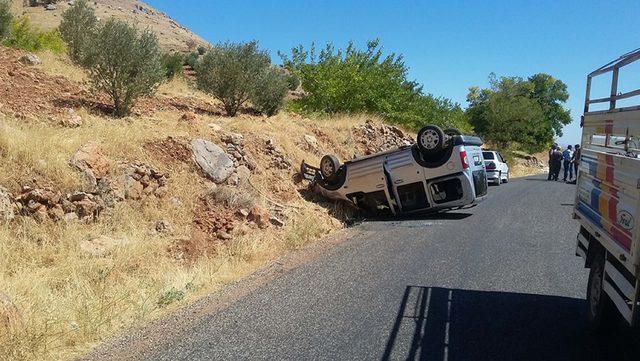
586 252 620 333
417 125 445 156
320 154 341 181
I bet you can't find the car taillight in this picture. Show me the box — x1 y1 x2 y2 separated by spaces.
486 162 496 170
459 150 469 169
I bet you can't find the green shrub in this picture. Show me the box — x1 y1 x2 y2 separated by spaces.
196 41 270 116
250 67 289 116
184 51 199 68
59 0 97 64
157 288 185 307
279 39 471 132
161 52 184 79
197 45 206 55
83 19 165 117
0 0 12 41
3 17 65 53
285 73 300 91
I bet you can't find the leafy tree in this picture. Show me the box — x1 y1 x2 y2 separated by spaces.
279 39 470 131
59 0 97 64
250 67 289 116
161 52 184 79
196 41 270 116
83 19 165 117
0 0 12 41
466 73 569 152
528 73 571 137
197 45 206 55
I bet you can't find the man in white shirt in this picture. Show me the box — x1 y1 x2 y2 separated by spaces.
562 145 574 182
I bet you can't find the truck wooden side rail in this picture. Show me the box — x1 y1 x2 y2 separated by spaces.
575 48 640 330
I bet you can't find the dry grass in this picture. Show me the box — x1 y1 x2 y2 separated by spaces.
0 75 372 359
35 51 87 83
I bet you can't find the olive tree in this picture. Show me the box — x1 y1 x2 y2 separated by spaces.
59 0 97 64
84 19 165 117
250 67 289 116
0 0 12 41
196 41 270 116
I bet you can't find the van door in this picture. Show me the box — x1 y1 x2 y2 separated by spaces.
385 148 430 212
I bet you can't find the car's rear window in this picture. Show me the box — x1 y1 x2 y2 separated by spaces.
482 152 495 160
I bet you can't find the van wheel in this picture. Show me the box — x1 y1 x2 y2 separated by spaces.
587 252 619 333
320 154 341 181
504 172 509 183
417 125 445 156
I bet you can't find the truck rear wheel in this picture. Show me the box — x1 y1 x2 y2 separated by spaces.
586 252 619 333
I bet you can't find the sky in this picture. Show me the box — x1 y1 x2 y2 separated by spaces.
146 0 640 146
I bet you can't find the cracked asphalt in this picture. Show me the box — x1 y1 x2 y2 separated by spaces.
89 176 640 361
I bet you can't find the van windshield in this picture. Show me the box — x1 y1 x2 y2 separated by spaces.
482 152 495 160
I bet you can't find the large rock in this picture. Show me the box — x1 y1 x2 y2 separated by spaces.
18 53 41 66
191 139 235 183
0 187 14 222
304 134 318 147
70 142 110 179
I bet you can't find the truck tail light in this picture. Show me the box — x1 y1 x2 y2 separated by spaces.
459 150 469 169
486 162 496 170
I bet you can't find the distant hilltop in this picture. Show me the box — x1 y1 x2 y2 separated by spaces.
14 0 209 52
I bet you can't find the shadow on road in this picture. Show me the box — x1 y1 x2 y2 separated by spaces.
382 286 640 361
363 212 474 223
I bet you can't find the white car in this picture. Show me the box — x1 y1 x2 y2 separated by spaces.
482 151 509 185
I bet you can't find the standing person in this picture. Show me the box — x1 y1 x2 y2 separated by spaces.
572 144 581 180
547 143 558 180
562 145 574 181
552 146 563 181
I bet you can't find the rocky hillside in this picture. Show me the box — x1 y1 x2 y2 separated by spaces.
12 0 208 52
0 41 425 359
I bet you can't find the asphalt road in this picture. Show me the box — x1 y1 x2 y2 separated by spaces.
100 176 640 360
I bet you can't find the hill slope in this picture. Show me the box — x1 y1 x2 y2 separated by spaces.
0 40 423 359
12 0 208 52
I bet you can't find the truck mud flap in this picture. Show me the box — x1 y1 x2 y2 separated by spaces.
603 256 639 325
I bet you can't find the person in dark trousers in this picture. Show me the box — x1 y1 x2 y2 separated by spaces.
551 147 563 181
562 145 574 181
567 144 581 185
572 144 581 180
547 143 558 180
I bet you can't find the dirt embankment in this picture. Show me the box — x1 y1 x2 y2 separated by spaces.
0 46 224 123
